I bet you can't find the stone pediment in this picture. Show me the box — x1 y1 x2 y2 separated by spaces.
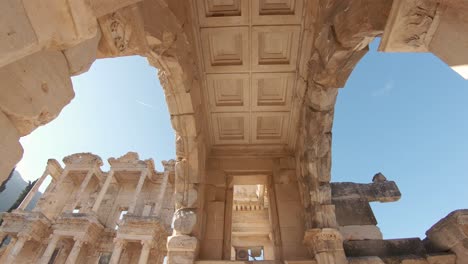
108 152 155 171
62 153 103 167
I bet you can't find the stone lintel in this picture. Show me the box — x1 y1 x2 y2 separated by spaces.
46 159 63 180
344 238 427 258
339 225 383 241
118 214 168 234
334 199 377 226
331 181 401 203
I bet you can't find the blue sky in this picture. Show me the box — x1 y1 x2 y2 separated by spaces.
16 39 467 239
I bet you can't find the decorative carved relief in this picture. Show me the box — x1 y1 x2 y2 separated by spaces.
109 12 132 52
379 0 440 52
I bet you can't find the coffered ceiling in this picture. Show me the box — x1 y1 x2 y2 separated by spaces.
192 0 306 150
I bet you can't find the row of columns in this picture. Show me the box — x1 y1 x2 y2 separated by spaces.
3 234 28 264
16 156 151 215
2 233 83 264
109 239 154 264
92 168 148 214
2 233 158 264
38 234 85 264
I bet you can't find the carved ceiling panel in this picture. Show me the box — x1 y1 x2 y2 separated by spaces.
194 0 305 148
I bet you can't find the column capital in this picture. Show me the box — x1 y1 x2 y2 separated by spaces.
48 233 60 240
141 239 154 248
72 238 85 247
304 228 344 255
17 232 31 241
113 238 127 249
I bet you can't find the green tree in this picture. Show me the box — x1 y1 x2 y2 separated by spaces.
0 178 36 247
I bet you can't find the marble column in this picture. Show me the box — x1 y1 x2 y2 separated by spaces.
92 170 114 212
50 168 70 193
64 238 84 264
70 169 95 211
128 170 148 214
38 235 61 264
18 169 49 210
4 234 28 264
109 239 126 264
0 231 6 246
138 240 153 264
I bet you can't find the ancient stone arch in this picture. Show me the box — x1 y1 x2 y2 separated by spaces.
1 1 467 264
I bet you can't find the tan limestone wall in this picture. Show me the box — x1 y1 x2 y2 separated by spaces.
199 156 308 261
274 162 309 260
